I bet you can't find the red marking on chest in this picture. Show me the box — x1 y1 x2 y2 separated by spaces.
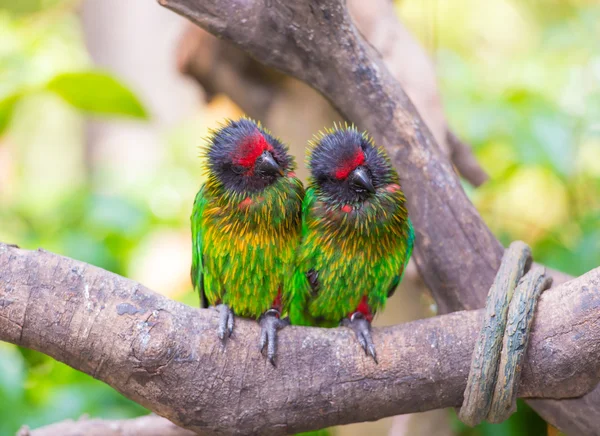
349 295 373 323
341 204 352 213
233 132 274 168
385 183 401 193
334 149 365 180
239 197 253 209
272 289 283 315
287 171 296 178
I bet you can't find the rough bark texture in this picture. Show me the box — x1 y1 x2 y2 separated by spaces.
1 244 599 435
21 415 196 436
157 0 599 433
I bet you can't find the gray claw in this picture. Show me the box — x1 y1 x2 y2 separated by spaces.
342 313 378 364
259 309 290 366
216 304 234 341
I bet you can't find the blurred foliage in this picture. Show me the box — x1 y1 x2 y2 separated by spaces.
0 1 154 434
0 0 64 16
404 0 600 278
449 401 547 436
0 343 147 435
0 0 598 435
0 3 148 136
296 430 331 436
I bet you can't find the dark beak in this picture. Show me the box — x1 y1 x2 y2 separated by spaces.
349 166 375 194
255 151 284 177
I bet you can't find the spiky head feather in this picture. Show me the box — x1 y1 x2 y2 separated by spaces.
307 124 399 205
203 117 294 194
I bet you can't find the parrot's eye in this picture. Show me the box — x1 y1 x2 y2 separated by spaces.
231 164 247 175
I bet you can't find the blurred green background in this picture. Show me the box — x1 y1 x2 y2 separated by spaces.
0 0 598 435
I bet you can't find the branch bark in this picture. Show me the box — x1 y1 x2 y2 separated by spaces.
157 0 598 432
1 244 599 435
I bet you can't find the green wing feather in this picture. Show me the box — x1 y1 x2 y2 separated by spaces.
191 186 208 308
192 176 304 317
388 218 415 298
404 218 415 275
290 188 319 326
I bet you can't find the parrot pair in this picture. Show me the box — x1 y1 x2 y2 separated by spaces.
191 118 414 364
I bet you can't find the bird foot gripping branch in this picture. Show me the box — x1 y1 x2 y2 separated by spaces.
342 312 377 363
259 309 290 366
459 241 552 426
216 304 235 341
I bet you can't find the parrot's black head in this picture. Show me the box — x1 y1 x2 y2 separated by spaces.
206 118 293 193
309 127 397 204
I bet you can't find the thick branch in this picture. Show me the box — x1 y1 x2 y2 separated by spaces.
157 0 595 432
22 415 195 436
1 244 599 435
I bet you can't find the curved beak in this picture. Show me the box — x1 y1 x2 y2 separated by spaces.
349 166 375 194
255 151 284 177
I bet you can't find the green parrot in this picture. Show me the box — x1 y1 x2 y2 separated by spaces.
291 126 414 362
191 117 304 364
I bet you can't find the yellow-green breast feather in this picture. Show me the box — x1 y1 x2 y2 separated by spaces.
192 175 304 318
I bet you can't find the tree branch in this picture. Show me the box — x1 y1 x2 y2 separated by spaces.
21 415 195 436
446 131 488 187
157 0 598 432
1 244 599 435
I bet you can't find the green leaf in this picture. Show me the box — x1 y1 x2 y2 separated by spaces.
46 71 149 119
0 93 20 135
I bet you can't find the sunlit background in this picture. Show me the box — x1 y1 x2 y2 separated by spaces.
0 0 598 435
